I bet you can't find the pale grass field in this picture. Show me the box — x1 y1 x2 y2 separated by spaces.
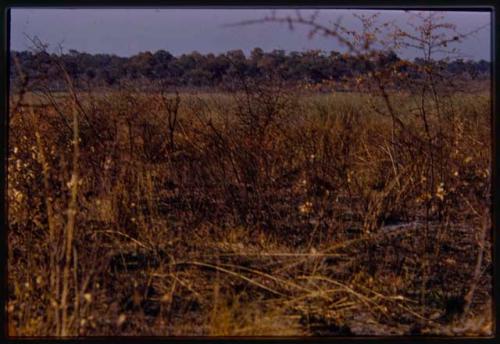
7 87 492 336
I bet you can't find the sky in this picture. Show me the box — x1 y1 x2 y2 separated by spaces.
10 8 492 61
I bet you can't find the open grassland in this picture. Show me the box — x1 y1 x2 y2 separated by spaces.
7 87 492 336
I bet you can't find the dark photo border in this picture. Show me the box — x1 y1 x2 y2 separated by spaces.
0 1 497 343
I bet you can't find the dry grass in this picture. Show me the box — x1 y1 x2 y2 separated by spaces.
7 78 492 336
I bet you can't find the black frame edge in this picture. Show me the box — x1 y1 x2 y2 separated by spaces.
1 3 10 344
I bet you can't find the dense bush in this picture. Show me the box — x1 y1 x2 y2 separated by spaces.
10 48 491 91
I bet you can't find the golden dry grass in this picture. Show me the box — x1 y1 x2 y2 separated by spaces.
7 83 492 336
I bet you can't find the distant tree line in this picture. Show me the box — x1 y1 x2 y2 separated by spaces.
10 48 491 91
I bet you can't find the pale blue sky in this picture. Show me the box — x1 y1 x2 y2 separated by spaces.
10 8 492 60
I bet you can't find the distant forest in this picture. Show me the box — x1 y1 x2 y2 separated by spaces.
10 48 491 90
